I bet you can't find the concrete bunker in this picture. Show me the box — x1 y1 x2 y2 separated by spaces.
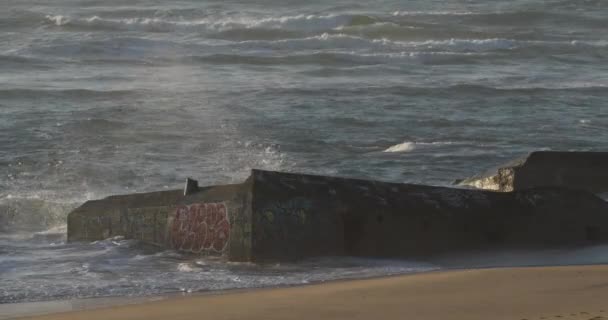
68 168 608 262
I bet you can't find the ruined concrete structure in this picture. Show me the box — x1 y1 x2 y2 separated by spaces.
457 151 608 193
68 168 608 262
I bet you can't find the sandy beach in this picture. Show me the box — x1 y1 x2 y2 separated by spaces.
15 265 608 320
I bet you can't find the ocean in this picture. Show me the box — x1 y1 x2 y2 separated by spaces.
1 0 608 304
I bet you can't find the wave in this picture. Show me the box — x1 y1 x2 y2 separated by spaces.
29 31 607 66
5 8 604 38
261 84 608 100
183 52 372 66
391 10 608 29
334 21 491 42
174 36 527 66
40 10 607 34
254 35 607 53
209 28 302 41
380 84 608 97
377 38 605 52
568 40 608 48
27 36 193 62
0 55 55 70
34 34 514 59
231 35 583 53
392 10 475 16
384 142 415 153
0 196 78 232
43 13 378 33
0 88 140 100
383 141 461 153
241 33 389 50
409 38 517 51
432 84 608 94
0 10 47 30
458 11 608 28
181 51 485 67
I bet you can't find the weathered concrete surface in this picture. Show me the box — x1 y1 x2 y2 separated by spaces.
68 168 608 262
251 170 608 261
68 180 253 261
457 151 608 193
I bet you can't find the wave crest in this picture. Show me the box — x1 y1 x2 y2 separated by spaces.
384 142 415 153
43 13 378 33
0 196 78 232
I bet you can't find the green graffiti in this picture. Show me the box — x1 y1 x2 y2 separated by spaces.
260 198 312 225
263 211 275 223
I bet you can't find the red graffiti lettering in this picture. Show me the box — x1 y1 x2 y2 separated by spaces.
170 202 230 253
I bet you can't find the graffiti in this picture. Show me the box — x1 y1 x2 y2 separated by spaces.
255 198 316 252
261 198 312 225
170 202 230 253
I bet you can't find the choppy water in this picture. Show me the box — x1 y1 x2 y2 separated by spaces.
1 0 608 305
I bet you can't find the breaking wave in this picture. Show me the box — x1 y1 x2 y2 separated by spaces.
456 10 608 28
25 32 606 67
391 10 475 16
391 10 608 28
183 51 485 67
383 141 459 153
0 196 78 232
384 142 415 153
36 10 608 35
1 8 603 35
43 13 377 33
227 35 594 53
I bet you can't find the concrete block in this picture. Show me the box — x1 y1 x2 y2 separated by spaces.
68 167 608 262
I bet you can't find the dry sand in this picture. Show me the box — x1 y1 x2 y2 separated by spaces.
17 265 608 320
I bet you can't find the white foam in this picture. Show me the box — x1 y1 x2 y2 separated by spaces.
238 33 391 51
33 225 67 235
384 142 415 153
570 40 608 47
235 37 518 59
43 13 363 33
45 15 69 26
500 83 608 90
177 263 195 272
408 38 518 51
383 141 460 153
235 35 516 53
216 141 290 184
392 10 475 16
250 14 353 31
0 195 80 232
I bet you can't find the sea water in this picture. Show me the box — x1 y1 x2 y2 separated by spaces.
1 0 608 303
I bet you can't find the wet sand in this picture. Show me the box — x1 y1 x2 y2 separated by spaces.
16 265 608 320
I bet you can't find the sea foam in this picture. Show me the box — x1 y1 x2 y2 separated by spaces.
43 13 376 33
384 142 415 153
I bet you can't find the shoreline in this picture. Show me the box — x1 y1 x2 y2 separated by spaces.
9 264 608 320
0 296 169 320
0 266 442 319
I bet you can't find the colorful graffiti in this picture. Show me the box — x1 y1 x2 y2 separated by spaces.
170 202 230 253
